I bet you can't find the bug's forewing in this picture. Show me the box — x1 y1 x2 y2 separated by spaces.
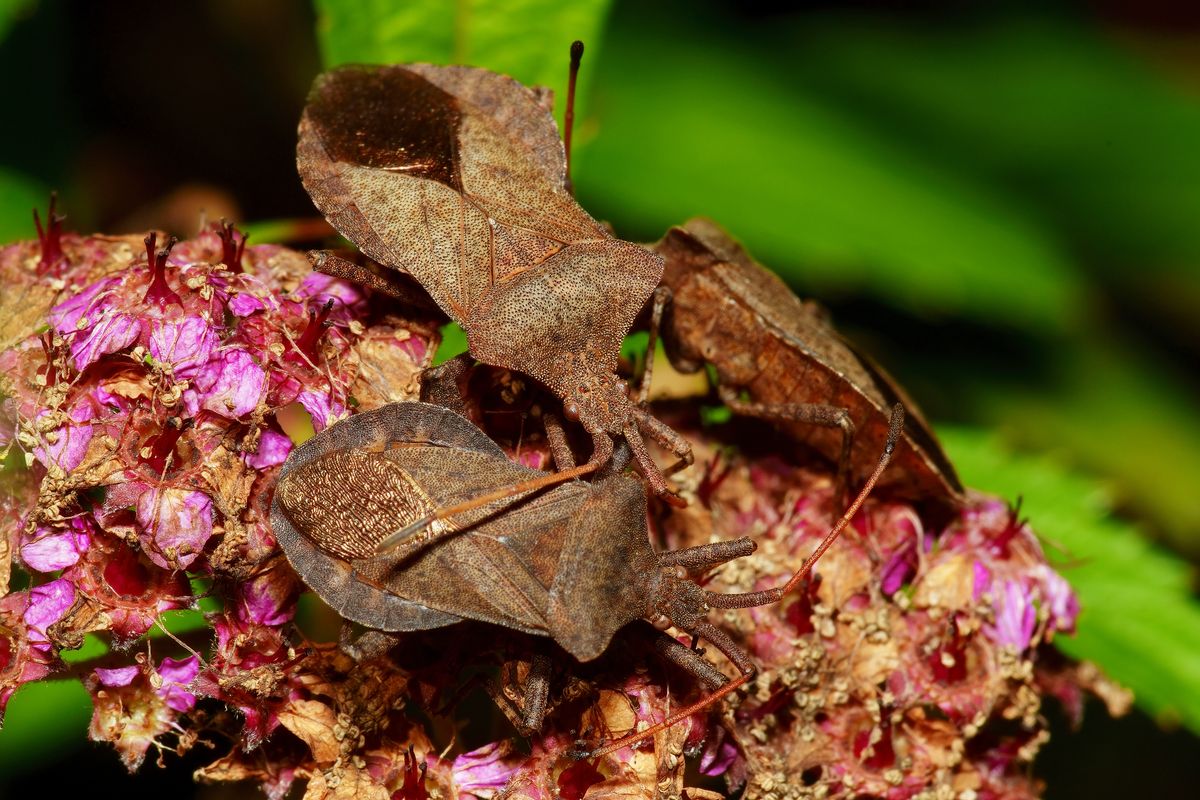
544 473 657 662
298 64 606 323
657 219 963 501
272 402 508 631
354 446 593 637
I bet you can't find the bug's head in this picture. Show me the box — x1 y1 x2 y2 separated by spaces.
562 373 631 435
644 538 764 635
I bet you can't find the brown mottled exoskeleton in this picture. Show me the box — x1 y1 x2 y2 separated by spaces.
296 62 691 505
270 400 904 755
650 218 963 507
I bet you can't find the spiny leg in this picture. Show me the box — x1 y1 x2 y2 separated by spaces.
338 624 401 662
646 626 728 691
623 421 685 508
310 250 439 312
635 285 673 406
631 405 694 478
717 383 855 511
658 537 756 572
582 620 756 759
518 651 553 735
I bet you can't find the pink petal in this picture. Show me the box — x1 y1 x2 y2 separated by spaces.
228 292 266 317
149 315 218 379
21 523 90 572
32 403 95 473
156 655 199 712
136 487 214 569
67 312 142 371
24 578 76 644
243 428 292 470
94 665 140 688
185 349 266 419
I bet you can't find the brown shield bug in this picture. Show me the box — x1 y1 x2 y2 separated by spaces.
270 400 904 755
295 60 692 505
650 218 963 507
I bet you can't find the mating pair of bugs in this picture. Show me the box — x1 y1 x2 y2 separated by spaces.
272 45 964 757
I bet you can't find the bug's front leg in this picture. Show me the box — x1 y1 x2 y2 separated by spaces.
716 384 855 510
635 285 673 406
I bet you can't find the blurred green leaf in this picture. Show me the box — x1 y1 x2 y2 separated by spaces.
574 7 1084 333
314 0 612 121
789 16 1200 273
964 337 1200 557
433 321 468 365
942 427 1200 732
0 166 46 242
0 0 33 43
0 680 91 771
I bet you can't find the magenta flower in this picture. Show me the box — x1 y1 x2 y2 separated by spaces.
148 315 218 378
136 486 215 570
184 348 267 419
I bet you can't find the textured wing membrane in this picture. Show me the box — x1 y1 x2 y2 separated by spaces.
406 64 567 187
371 446 590 631
278 449 436 561
298 64 608 322
270 403 495 632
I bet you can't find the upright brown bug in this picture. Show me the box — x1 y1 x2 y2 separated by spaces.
296 61 692 506
650 218 963 507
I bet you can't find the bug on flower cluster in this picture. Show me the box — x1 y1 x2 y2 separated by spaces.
285 41 945 758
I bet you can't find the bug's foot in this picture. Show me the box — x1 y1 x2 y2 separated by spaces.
567 740 597 760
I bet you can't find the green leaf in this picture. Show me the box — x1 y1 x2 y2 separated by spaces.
314 0 612 120
783 14 1200 346
941 427 1200 732
0 0 34 44
573 6 1084 333
0 166 47 242
432 321 468 365
788 16 1200 273
0 680 91 772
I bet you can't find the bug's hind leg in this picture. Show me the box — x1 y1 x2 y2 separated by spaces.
310 250 441 313
716 384 855 511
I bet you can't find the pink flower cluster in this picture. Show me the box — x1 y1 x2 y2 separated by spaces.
0 216 435 776
0 212 1113 800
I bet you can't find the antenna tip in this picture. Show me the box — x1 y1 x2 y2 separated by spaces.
570 40 585 62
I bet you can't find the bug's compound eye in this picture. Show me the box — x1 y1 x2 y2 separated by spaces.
649 613 672 631
615 378 628 395
564 402 580 422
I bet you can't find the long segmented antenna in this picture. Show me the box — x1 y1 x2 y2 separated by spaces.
580 404 906 758
564 40 584 194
